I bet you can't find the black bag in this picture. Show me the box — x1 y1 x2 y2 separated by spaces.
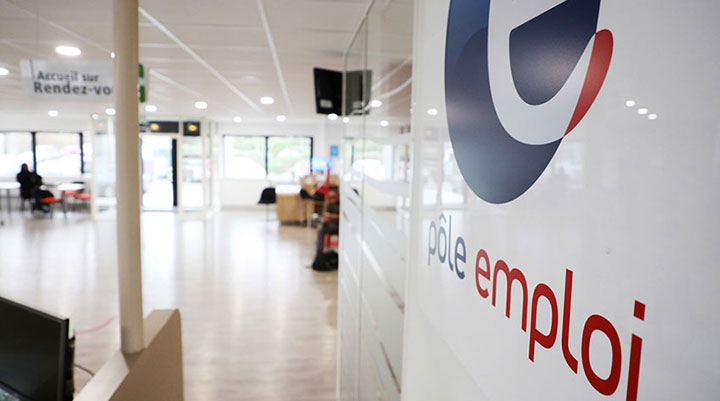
312 251 338 271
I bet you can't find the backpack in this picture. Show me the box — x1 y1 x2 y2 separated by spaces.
312 251 338 271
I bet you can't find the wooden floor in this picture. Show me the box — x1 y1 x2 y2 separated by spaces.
0 210 338 400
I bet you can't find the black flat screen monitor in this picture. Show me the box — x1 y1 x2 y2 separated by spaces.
314 68 343 115
345 69 372 116
0 297 72 401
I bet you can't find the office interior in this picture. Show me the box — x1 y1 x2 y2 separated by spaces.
0 0 718 400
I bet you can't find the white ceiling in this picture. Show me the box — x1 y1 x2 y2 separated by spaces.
0 0 379 125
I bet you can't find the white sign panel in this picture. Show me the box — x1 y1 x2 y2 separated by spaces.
403 0 720 400
20 59 113 102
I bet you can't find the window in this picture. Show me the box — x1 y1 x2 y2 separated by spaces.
224 136 266 179
82 133 93 174
223 135 313 180
35 133 82 177
0 133 33 178
268 137 312 181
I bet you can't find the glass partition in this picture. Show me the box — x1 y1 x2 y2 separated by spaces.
338 1 414 400
182 138 203 209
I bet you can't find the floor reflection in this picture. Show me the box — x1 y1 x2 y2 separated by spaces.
0 211 338 400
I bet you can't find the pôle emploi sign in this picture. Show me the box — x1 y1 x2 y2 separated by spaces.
20 59 113 102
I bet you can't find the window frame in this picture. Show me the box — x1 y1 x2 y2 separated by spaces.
0 131 86 178
222 134 314 180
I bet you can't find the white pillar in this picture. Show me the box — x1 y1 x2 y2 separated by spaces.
113 0 144 354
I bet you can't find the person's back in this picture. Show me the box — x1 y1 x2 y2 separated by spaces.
16 164 40 200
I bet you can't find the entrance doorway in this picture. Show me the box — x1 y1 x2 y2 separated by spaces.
141 136 177 210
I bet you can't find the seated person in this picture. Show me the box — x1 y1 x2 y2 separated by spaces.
16 163 40 200
33 183 55 213
316 187 340 256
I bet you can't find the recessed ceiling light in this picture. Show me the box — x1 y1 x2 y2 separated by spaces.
195 101 208 110
427 108 439 116
0 68 8 76
56 45 81 57
145 104 157 113
48 110 59 117
637 108 649 115
328 113 339 121
380 120 389 127
261 96 275 105
105 108 116 116
276 115 287 122
91 113 99 120
343 117 350 123
648 114 658 120
625 100 636 107
233 116 243 123
111 51 116 59
370 100 383 108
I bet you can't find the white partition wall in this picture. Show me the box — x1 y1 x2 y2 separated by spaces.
402 0 720 400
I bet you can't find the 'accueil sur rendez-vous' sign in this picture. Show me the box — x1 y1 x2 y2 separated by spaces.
20 59 113 102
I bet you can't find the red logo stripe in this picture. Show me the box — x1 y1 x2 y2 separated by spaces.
565 29 614 135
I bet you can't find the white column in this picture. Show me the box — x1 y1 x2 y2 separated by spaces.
113 0 144 354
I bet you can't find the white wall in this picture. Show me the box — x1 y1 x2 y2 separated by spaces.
0 113 90 132
402 1 720 400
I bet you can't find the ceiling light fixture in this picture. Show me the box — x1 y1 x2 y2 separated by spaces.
48 110 59 117
380 120 389 127
370 100 383 108
637 108 649 115
0 67 8 76
105 108 116 116
261 96 275 105
145 104 157 113
427 108 439 116
91 113 99 120
276 115 287 122
343 117 350 124
648 114 658 120
233 116 243 123
55 45 81 57
625 100 636 107
194 101 208 110
111 51 116 59
328 113 339 121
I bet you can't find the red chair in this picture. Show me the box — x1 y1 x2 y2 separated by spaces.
73 192 91 212
38 197 66 217
323 233 339 249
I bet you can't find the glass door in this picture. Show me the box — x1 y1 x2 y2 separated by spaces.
141 135 177 210
181 138 203 210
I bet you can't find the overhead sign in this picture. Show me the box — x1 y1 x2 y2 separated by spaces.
183 121 200 136
140 121 179 133
20 59 113 102
138 64 146 103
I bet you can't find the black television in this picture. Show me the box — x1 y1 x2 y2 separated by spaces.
344 69 372 116
0 297 74 401
314 68 343 115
